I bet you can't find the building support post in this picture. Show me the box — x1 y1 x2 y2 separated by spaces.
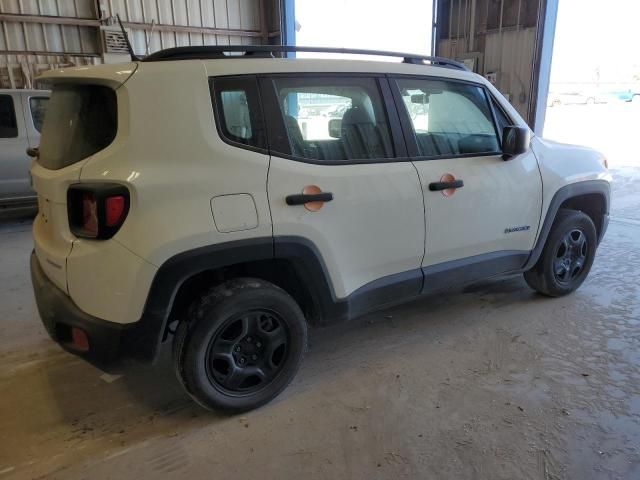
281 0 295 55
531 0 559 135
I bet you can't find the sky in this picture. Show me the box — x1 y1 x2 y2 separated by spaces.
294 0 432 60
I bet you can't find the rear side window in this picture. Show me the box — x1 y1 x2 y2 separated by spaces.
38 85 117 170
270 76 394 162
0 95 18 138
29 97 49 133
396 78 500 157
211 76 266 151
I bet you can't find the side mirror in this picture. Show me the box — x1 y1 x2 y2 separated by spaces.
328 118 342 138
501 126 530 160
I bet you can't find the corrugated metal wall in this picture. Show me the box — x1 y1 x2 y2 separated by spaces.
0 0 281 88
436 0 543 123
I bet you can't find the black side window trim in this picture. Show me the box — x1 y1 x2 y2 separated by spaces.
209 75 269 155
258 73 408 165
0 94 18 139
487 93 514 143
389 75 503 161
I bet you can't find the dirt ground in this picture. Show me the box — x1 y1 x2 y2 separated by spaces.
1 104 639 479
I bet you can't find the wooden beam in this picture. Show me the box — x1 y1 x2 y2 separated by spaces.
0 49 99 57
0 13 277 39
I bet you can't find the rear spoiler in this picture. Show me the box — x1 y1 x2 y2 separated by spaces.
37 62 138 89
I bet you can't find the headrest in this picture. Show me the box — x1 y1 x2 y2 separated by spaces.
341 106 374 126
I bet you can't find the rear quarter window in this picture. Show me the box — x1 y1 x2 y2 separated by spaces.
210 76 266 152
29 97 49 133
38 85 117 170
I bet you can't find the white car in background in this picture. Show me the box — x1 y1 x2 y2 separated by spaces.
547 91 595 107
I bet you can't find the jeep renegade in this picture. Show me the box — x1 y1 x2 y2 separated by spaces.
30 46 611 412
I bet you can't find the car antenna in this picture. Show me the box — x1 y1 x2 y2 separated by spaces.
116 14 139 61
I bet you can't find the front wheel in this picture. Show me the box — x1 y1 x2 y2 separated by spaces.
173 278 307 412
524 209 597 297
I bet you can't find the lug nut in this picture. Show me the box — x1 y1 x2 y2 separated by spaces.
239 357 246 365
256 342 262 348
235 346 241 352
246 337 252 343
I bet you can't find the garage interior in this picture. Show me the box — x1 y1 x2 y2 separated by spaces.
1 0 639 478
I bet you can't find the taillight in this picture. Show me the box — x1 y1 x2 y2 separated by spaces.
105 195 126 227
82 192 98 237
68 184 130 239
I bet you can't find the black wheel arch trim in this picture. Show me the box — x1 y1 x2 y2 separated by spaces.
125 237 275 362
127 236 341 362
125 180 610 363
523 179 610 271
130 236 542 363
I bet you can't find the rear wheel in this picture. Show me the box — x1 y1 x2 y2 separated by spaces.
173 278 307 412
524 209 597 297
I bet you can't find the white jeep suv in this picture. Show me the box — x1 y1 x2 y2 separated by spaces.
30 46 611 412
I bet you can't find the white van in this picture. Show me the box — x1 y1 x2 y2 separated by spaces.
0 89 49 208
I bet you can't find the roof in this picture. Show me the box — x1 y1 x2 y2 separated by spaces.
195 57 482 85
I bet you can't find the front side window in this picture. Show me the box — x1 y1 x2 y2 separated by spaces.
272 77 394 161
38 85 117 170
211 76 266 151
29 97 49 133
396 78 500 157
0 95 18 138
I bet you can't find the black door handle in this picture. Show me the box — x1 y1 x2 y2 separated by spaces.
286 192 334 205
428 180 464 191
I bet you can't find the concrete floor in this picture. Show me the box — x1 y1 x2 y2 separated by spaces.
1 109 640 479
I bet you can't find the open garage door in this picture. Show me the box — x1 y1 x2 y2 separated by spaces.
293 0 433 58
543 0 640 172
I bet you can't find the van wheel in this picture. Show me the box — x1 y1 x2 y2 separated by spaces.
524 209 597 297
173 278 307 412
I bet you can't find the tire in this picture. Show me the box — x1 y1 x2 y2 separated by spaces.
524 209 597 297
173 278 307 412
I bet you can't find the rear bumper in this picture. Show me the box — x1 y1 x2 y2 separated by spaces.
31 250 126 366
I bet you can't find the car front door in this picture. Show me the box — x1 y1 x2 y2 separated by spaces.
262 75 425 313
391 76 542 291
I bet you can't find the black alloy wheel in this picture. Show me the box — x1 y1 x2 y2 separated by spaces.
206 310 289 394
524 209 597 297
174 278 307 412
553 229 588 284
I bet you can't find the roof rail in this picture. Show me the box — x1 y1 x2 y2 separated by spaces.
142 45 469 71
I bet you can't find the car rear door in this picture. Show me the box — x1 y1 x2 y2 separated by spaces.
260 74 425 309
390 76 542 291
